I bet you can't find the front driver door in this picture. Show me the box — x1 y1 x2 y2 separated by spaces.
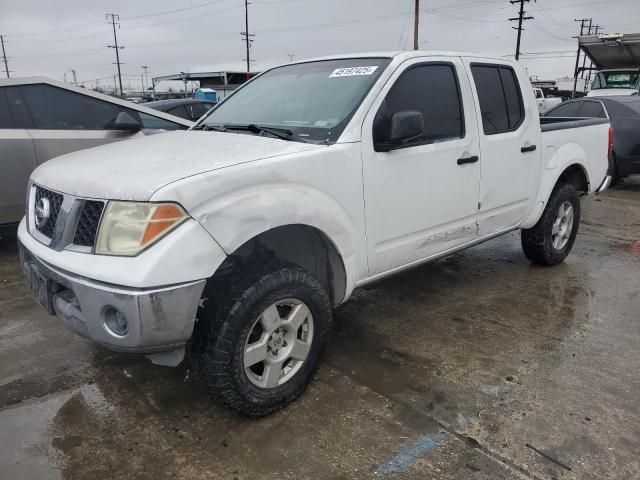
362 58 481 275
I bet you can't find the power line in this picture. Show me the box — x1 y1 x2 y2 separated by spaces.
3 20 105 37
106 13 124 97
1 35 10 78
123 0 230 20
509 0 534 61
413 0 420 50
241 0 255 73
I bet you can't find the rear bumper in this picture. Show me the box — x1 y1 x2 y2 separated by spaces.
19 241 206 354
596 175 612 193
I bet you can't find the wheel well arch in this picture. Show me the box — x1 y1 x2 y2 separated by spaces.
212 224 347 305
558 163 589 193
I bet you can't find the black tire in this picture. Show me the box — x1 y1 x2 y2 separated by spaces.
521 182 580 266
188 261 332 417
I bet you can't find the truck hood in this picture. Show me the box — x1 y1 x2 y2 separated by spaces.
31 131 325 201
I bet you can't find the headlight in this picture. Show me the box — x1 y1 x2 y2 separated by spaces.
95 201 188 256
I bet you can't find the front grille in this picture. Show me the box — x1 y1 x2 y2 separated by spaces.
73 200 105 247
34 186 63 238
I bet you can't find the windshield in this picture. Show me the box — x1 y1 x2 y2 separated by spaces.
200 58 391 143
592 71 640 90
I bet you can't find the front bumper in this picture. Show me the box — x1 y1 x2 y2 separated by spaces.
19 241 206 354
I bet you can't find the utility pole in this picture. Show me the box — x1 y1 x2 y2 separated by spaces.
288 54 295 63
142 65 149 95
413 0 420 50
241 0 255 74
106 13 124 97
0 35 10 78
572 18 590 98
509 0 534 61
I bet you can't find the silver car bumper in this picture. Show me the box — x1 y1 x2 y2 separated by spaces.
19 241 206 354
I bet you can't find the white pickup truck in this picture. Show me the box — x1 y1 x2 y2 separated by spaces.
18 51 612 416
533 87 562 114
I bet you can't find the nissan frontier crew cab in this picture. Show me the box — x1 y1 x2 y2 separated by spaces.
18 51 612 417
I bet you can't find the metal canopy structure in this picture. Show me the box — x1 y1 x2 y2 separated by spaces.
150 71 259 99
579 33 640 69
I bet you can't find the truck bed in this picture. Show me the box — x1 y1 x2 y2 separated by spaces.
540 117 610 193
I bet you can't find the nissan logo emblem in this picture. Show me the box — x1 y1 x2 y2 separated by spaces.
34 197 51 228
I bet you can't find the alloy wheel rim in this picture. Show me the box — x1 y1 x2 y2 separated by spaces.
551 200 574 250
243 299 314 389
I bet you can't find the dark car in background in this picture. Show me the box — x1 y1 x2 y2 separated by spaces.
145 98 217 122
544 96 640 180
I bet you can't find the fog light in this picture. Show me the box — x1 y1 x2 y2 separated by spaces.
103 307 129 336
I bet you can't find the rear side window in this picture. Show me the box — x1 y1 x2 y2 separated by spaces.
471 64 525 134
577 101 606 118
374 63 465 146
168 105 190 120
545 102 582 117
0 89 14 128
189 103 214 120
139 112 184 130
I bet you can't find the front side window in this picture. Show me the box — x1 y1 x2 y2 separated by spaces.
201 58 391 143
21 84 127 129
20 84 184 131
373 63 464 147
471 64 525 134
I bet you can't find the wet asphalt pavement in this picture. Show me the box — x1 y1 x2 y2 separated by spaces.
1 178 639 480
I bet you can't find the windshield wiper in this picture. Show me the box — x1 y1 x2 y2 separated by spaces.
192 124 227 132
223 124 300 142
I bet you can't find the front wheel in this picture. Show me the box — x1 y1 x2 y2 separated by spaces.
521 183 581 266
188 262 332 417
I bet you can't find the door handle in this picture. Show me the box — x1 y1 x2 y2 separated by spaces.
521 144 537 153
457 155 479 165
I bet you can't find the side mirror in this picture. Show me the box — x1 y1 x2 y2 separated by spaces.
375 110 424 152
113 111 142 132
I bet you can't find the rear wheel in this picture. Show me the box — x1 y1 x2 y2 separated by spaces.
521 183 580 266
188 261 332 417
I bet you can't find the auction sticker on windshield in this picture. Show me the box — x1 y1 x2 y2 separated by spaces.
329 66 379 77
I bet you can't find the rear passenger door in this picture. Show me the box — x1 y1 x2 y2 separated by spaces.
0 87 37 224
466 60 541 236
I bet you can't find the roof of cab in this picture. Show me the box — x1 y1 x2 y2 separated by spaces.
292 50 513 64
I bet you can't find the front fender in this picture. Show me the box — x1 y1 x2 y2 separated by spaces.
151 147 367 297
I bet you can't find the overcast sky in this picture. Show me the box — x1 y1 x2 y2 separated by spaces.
1 0 639 91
